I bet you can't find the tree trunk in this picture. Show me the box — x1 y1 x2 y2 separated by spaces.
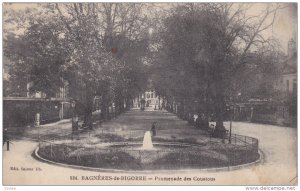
101 100 107 120
158 96 161 110
83 82 93 130
205 80 211 129
213 79 226 138
71 100 79 139
125 97 131 110
106 105 110 119
181 99 185 119
115 88 123 115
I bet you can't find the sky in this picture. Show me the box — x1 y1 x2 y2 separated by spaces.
250 3 297 54
275 4 297 52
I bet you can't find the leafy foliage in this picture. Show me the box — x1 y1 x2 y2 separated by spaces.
4 3 152 123
150 3 285 133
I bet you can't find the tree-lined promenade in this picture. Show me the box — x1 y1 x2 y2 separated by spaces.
3 3 296 138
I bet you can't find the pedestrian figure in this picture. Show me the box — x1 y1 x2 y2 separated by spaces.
3 128 7 146
72 115 79 130
3 128 10 151
200 113 209 129
195 115 201 128
151 122 157 136
140 99 146 111
72 115 79 140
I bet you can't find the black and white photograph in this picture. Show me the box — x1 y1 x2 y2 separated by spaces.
2 1 298 188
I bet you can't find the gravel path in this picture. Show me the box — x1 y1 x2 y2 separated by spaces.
3 109 297 185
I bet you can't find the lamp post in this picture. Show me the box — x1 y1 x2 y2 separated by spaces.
229 105 233 144
229 92 241 144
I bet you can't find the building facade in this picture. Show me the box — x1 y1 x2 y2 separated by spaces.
278 38 297 94
233 39 297 127
4 73 71 128
133 90 162 109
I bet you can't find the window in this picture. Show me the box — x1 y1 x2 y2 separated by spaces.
286 80 289 92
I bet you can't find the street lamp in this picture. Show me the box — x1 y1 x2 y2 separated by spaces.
229 92 241 144
229 105 233 144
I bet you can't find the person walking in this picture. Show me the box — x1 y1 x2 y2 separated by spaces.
3 128 10 151
151 122 157 136
3 128 7 146
140 99 146 111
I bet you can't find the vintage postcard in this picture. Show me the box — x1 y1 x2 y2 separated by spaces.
2 2 298 187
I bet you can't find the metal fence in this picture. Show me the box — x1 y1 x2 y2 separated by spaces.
37 131 259 170
3 98 72 129
220 134 259 166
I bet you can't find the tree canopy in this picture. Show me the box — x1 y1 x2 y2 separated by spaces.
149 3 286 136
4 3 290 135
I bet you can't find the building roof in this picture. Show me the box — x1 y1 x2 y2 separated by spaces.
3 97 69 102
282 52 297 75
282 64 297 75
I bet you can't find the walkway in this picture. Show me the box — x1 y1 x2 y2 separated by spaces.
3 109 297 185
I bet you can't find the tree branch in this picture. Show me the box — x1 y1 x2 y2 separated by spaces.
55 3 72 32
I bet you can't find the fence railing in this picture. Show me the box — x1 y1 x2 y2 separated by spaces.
36 130 259 170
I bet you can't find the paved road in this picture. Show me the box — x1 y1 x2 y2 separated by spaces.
3 109 297 185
